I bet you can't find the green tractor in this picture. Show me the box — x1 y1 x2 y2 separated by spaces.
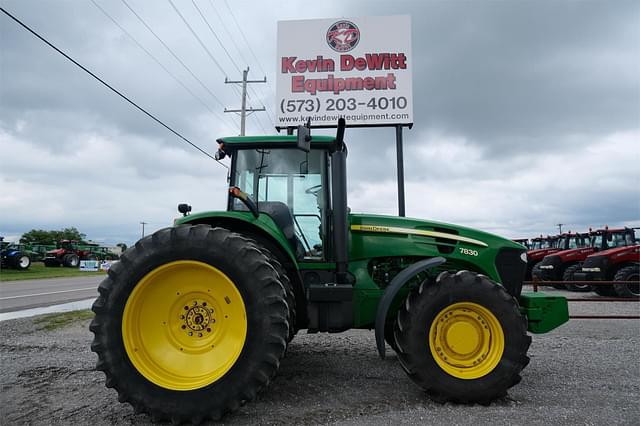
91 121 568 423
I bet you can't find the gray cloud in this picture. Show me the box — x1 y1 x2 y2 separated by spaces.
1 0 638 245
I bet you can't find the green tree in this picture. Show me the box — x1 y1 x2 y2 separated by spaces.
20 227 87 245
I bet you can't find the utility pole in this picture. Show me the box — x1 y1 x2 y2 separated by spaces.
557 223 564 234
140 221 147 238
224 67 266 136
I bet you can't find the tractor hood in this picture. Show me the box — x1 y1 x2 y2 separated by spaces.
593 245 639 258
349 213 522 250
554 247 596 261
348 213 527 296
527 248 560 260
46 249 64 255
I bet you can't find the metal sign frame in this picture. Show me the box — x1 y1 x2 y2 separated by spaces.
278 122 413 217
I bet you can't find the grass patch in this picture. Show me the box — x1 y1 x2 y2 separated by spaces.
0 262 106 282
33 310 94 331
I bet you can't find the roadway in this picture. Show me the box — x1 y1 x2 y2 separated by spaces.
0 276 102 313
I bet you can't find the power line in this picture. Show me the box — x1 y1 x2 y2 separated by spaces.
221 0 277 127
0 6 227 169
90 0 227 126
191 0 241 74
166 0 228 78
222 0 268 83
119 0 237 129
206 0 251 69
206 0 276 127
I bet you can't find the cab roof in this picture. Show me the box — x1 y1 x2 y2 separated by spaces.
217 135 336 149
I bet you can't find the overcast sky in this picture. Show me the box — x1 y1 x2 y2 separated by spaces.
1 0 638 246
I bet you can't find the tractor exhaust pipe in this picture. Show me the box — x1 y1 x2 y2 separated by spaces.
332 118 348 284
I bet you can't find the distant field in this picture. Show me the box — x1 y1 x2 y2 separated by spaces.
0 262 106 282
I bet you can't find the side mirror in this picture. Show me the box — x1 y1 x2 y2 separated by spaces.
178 203 192 217
297 125 311 152
214 142 227 160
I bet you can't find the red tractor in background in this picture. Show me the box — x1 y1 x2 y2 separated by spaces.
43 240 97 267
534 230 611 291
513 238 530 250
526 235 563 280
574 228 639 298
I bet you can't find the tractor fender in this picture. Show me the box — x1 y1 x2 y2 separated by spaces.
375 256 446 359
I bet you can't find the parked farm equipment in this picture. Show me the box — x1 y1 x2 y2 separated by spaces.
0 237 32 270
44 240 97 267
91 121 568 423
526 234 565 283
535 227 637 293
576 241 640 298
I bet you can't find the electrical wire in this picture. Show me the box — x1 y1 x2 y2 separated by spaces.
206 0 251 69
119 0 237 129
220 0 278 127
0 6 228 170
90 0 228 127
222 0 269 86
191 0 241 75
166 0 228 78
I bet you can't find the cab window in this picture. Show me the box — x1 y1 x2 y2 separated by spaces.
232 148 327 260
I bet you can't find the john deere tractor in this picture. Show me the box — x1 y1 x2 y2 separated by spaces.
91 121 568 423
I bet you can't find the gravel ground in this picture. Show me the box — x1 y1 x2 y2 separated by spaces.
0 288 638 425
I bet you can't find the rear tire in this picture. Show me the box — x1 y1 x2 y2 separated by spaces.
63 254 79 267
394 270 530 403
90 225 289 423
563 264 592 292
612 265 640 298
256 246 297 343
12 253 31 270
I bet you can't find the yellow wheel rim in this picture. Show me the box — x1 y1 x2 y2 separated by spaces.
429 302 504 380
122 261 247 391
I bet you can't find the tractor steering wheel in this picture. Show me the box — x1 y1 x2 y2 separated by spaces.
305 184 323 196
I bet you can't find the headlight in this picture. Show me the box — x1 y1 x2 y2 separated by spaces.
520 252 527 263
582 267 601 272
539 265 554 269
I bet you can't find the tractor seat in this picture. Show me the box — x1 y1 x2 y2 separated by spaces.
258 201 306 259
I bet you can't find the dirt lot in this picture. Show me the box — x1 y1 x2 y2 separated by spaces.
0 289 638 425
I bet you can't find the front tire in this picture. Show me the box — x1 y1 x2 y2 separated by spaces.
563 264 592 292
394 270 531 403
612 265 640 298
90 225 289 423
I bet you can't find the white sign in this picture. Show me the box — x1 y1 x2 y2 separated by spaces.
276 16 413 127
79 260 99 272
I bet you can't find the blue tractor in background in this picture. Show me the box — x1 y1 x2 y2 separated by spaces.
0 236 32 270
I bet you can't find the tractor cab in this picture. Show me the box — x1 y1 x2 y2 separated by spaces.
58 240 79 250
561 232 591 249
220 138 331 260
530 236 556 250
214 122 349 277
590 227 636 250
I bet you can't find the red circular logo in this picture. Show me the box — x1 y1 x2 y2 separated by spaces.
326 21 360 52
